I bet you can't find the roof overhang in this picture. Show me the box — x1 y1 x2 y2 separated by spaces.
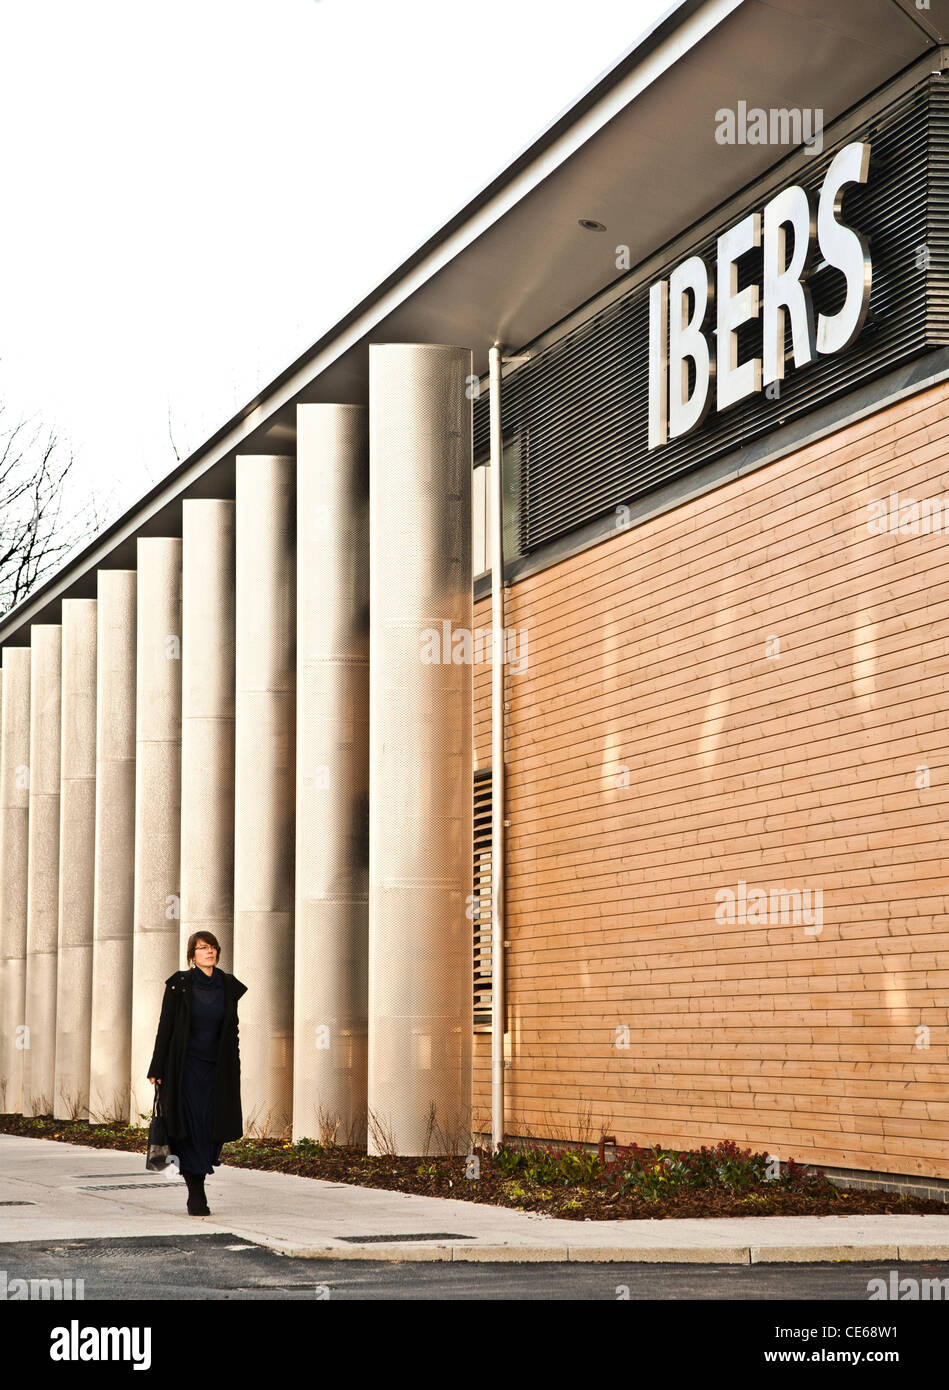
2 0 948 643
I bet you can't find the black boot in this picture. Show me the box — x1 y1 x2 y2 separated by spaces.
193 1171 210 1215
183 1171 210 1216
182 1170 197 1213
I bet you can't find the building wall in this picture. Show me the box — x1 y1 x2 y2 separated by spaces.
474 376 949 1180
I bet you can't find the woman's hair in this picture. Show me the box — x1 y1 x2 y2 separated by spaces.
186 932 222 967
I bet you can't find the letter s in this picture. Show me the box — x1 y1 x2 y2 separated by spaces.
816 142 871 356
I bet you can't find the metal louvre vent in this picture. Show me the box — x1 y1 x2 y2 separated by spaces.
474 76 947 556
473 768 492 1031
928 80 949 341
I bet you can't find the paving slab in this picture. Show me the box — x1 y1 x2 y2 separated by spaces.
2 1134 949 1264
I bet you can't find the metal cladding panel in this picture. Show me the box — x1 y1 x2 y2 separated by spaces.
474 76 949 556
233 455 296 1139
368 344 474 1157
0 647 30 1112
294 404 370 1147
53 599 97 1121
180 500 236 966
129 538 182 1127
89 570 136 1125
25 625 61 1115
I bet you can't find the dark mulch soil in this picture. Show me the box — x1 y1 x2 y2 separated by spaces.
2 1113 945 1220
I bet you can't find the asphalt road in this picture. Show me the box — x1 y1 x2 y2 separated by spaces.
2 1233 949 1300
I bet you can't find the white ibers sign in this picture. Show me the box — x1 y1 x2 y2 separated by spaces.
647 141 872 450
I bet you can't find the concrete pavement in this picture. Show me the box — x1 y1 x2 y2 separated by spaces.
3 1134 949 1264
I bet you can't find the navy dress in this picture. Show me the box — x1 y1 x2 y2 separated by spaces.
169 966 226 1176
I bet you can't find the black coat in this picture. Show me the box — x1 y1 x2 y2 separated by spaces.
146 967 248 1144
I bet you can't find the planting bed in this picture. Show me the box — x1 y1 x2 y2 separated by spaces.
1 1115 943 1220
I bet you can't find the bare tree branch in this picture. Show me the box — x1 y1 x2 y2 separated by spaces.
167 403 181 464
0 408 99 617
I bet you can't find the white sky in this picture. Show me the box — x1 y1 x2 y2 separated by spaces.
0 0 670 533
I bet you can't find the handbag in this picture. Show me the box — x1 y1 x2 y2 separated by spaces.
145 1082 176 1173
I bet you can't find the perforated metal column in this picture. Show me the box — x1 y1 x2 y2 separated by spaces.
233 456 295 1137
367 343 474 1156
89 570 137 1124
0 647 30 1114
293 404 369 1146
129 538 182 1126
180 500 235 965
25 625 61 1115
53 599 97 1120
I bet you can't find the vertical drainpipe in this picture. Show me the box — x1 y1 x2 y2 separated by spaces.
488 343 505 1154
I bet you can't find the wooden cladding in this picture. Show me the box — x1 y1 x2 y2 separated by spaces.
472 376 949 1179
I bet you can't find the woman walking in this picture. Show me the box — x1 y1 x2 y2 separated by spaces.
147 933 247 1215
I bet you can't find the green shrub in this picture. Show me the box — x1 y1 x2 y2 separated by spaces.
493 1140 604 1186
599 1139 837 1200
292 1136 324 1157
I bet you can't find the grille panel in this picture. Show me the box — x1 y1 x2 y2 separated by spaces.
474 78 948 555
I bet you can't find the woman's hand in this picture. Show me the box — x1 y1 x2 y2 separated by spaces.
148 1076 161 1085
